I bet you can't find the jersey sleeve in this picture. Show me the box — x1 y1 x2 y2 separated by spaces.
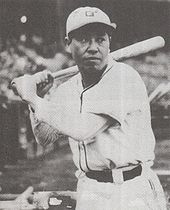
29 84 67 146
29 109 61 146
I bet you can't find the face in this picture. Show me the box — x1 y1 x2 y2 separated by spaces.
68 24 111 74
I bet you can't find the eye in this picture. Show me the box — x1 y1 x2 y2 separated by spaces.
80 38 88 44
96 37 105 44
75 36 88 44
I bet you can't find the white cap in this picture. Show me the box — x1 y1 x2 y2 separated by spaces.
66 7 117 36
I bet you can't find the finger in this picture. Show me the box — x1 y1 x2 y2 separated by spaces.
34 70 52 85
43 70 54 84
36 74 54 97
10 77 23 96
11 78 16 86
43 70 49 80
33 71 45 84
10 81 19 96
47 73 54 83
11 78 20 88
42 83 53 92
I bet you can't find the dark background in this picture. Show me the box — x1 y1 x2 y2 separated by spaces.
0 0 169 50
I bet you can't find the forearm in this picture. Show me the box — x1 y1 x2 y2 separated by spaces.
30 110 61 147
33 122 61 146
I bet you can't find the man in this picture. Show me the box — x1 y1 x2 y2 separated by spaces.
13 7 167 210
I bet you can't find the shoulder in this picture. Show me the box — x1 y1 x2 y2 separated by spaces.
98 61 147 98
104 61 145 88
108 61 142 81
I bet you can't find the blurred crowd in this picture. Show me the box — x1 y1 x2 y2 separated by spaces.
125 51 170 113
0 35 75 163
0 34 75 101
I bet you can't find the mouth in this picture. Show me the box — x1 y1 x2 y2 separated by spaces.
84 57 101 62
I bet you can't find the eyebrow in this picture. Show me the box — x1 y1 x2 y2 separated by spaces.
68 30 108 40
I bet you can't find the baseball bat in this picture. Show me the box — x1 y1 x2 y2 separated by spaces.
52 36 165 79
10 36 165 94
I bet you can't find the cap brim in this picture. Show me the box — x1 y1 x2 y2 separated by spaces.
110 22 117 30
67 22 117 37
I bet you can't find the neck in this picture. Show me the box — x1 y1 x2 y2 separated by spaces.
81 72 101 88
80 65 107 88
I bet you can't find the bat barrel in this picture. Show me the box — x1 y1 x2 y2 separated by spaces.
110 36 165 61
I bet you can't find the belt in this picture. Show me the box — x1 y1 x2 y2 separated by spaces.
86 164 142 183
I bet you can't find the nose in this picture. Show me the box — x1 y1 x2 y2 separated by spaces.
87 39 98 54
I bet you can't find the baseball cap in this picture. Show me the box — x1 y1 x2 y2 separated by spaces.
66 7 117 36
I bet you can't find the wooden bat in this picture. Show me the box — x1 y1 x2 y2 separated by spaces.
10 36 165 94
52 36 165 80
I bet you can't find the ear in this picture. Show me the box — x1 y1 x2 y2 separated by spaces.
65 36 72 53
65 36 72 45
109 36 112 41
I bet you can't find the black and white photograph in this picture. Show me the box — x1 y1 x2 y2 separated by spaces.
0 0 169 209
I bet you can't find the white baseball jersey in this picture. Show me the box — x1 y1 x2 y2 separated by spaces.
30 58 155 174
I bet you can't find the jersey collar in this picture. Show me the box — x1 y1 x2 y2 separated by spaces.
75 55 116 91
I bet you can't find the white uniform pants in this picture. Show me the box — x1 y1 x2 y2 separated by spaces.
76 167 167 210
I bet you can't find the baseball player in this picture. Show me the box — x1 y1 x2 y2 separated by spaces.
13 7 167 210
